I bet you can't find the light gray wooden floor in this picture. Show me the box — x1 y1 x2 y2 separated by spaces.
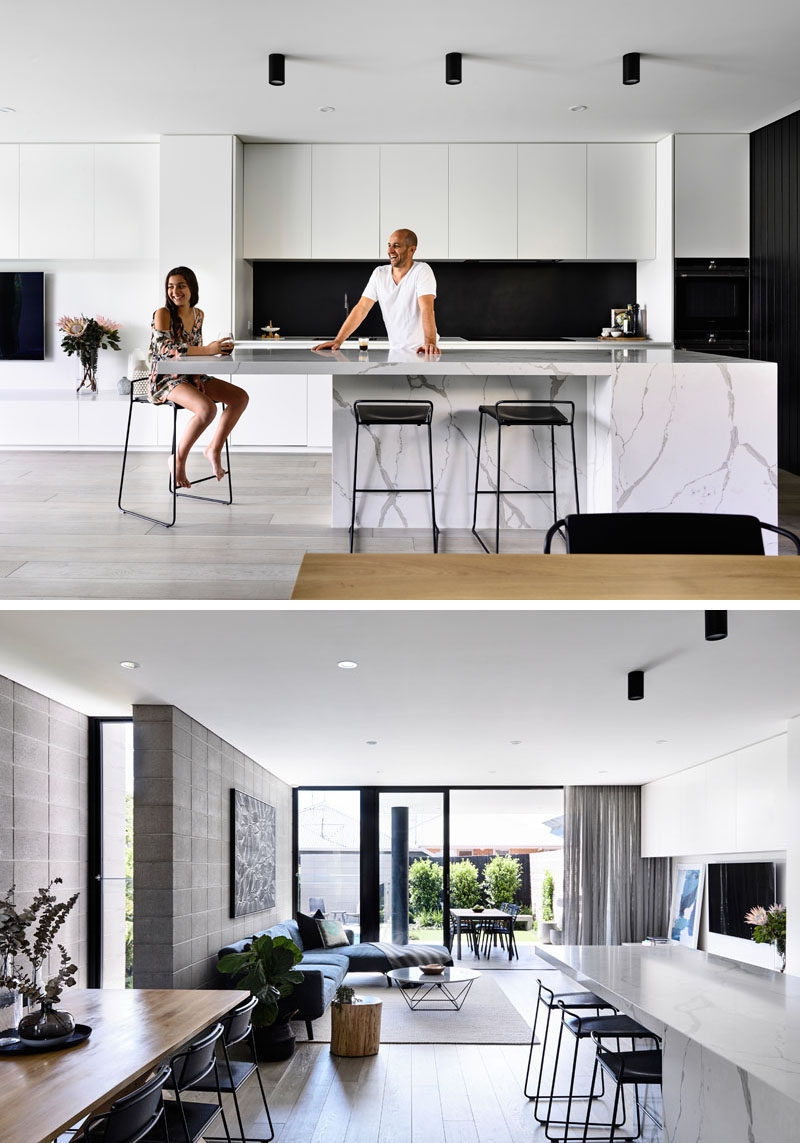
1 450 798 600
209 967 662 1143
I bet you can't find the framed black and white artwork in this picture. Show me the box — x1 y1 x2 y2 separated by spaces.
230 789 276 918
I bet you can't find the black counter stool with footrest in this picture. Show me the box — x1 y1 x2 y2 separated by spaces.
581 1031 663 1142
472 400 579 553
544 1010 661 1142
118 378 233 528
543 511 800 554
350 399 439 553
524 979 617 1121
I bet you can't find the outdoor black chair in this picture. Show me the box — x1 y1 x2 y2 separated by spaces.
179 996 273 1143
161 1022 232 1143
82 1063 171 1142
480 903 520 959
543 511 800 554
118 378 233 528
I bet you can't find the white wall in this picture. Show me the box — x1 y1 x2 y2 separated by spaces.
642 736 790 972
787 717 800 976
636 135 674 342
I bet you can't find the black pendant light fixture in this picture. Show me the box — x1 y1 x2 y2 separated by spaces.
446 52 462 85
705 610 728 641
269 53 285 86
627 669 644 701
622 52 640 85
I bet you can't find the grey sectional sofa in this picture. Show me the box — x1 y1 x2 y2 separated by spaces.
217 919 452 1039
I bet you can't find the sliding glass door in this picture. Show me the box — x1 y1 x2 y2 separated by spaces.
377 790 446 945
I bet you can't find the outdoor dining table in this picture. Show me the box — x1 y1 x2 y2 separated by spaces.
450 908 516 961
0 986 249 1143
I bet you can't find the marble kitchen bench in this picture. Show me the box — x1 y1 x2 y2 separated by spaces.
537 942 800 1143
159 343 777 541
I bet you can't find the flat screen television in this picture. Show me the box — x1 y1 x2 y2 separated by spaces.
0 272 45 360
707 861 776 940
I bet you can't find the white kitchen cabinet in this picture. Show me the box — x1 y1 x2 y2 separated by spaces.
94 144 158 260
0 396 79 445
586 143 655 260
307 374 332 448
230 375 307 447
19 144 94 259
449 145 517 259
311 146 380 259
80 394 158 447
674 134 749 258
0 145 19 257
518 144 587 259
244 144 312 258
379 145 449 258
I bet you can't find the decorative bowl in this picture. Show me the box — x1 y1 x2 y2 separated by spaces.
472 906 485 913
420 963 445 975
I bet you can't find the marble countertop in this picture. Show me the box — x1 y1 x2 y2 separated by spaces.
537 943 800 1105
158 344 768 376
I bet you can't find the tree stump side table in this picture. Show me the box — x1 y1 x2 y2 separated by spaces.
330 997 382 1057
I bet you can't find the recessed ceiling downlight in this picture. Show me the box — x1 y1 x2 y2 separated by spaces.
337 660 358 669
319 106 336 113
569 104 588 112
119 661 140 670
0 107 16 114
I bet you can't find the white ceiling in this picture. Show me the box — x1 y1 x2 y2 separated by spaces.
1 609 798 787
2 2 800 143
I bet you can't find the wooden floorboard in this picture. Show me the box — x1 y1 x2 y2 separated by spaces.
1 448 795 599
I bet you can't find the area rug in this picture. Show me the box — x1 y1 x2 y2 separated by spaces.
292 972 533 1045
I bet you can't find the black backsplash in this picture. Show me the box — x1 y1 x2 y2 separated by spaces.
252 261 637 340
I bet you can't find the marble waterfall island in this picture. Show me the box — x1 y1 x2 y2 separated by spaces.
159 344 777 541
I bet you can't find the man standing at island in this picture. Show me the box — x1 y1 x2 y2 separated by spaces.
312 229 441 357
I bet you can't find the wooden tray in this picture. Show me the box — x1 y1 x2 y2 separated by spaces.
597 336 649 341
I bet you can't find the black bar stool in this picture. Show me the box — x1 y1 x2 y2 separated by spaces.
350 399 440 553
582 1032 663 1142
524 979 617 1120
544 1010 660 1142
118 378 233 529
472 399 579 553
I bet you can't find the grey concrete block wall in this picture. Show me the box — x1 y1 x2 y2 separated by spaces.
133 705 293 989
0 675 89 985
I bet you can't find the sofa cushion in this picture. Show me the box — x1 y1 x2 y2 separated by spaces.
296 909 325 949
299 948 351 971
317 918 349 949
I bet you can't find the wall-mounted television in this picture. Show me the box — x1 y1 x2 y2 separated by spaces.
707 861 776 940
0 272 45 360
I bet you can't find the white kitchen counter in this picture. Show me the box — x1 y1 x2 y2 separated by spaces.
159 344 777 538
537 943 799 1143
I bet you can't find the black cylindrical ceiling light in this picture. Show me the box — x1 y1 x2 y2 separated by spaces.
269 53 285 86
446 52 462 85
627 669 645 701
622 52 640 85
705 610 728 641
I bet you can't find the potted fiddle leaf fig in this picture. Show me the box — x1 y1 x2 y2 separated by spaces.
217 933 304 1060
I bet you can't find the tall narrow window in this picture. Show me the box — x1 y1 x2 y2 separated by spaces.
89 719 133 987
297 790 361 941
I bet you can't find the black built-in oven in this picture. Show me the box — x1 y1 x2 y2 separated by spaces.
674 258 750 357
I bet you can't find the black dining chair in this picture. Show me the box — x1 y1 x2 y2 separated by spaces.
179 996 274 1143
544 511 800 554
480 903 520 959
82 1063 171 1142
118 378 233 528
160 1022 232 1143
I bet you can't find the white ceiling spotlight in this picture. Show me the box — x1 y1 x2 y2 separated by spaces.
119 661 140 670
319 106 336 113
569 104 588 112
337 660 358 669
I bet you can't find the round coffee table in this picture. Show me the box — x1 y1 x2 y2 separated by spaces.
386 966 480 1011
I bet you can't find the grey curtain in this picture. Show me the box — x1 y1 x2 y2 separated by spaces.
563 786 671 945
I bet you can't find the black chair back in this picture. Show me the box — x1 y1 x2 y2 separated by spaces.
171 1022 225 1090
308 896 325 913
223 994 258 1047
546 511 771 554
84 1064 171 1143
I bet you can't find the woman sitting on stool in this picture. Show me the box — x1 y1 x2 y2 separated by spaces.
149 265 248 488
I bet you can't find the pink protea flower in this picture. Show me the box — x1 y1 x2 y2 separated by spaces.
95 315 121 332
57 315 86 335
768 903 785 915
744 906 768 926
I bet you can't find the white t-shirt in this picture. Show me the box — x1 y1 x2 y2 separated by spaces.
362 262 437 351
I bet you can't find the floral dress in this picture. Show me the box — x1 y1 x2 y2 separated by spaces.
148 308 207 404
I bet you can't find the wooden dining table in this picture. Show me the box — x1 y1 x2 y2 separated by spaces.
290 552 800 599
0 987 249 1143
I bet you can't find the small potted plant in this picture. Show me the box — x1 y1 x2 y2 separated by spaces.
217 933 304 1060
332 984 357 1007
539 870 555 945
744 904 787 972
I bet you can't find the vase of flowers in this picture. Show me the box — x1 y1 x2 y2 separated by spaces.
58 314 122 394
744 903 786 972
0 879 79 1043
